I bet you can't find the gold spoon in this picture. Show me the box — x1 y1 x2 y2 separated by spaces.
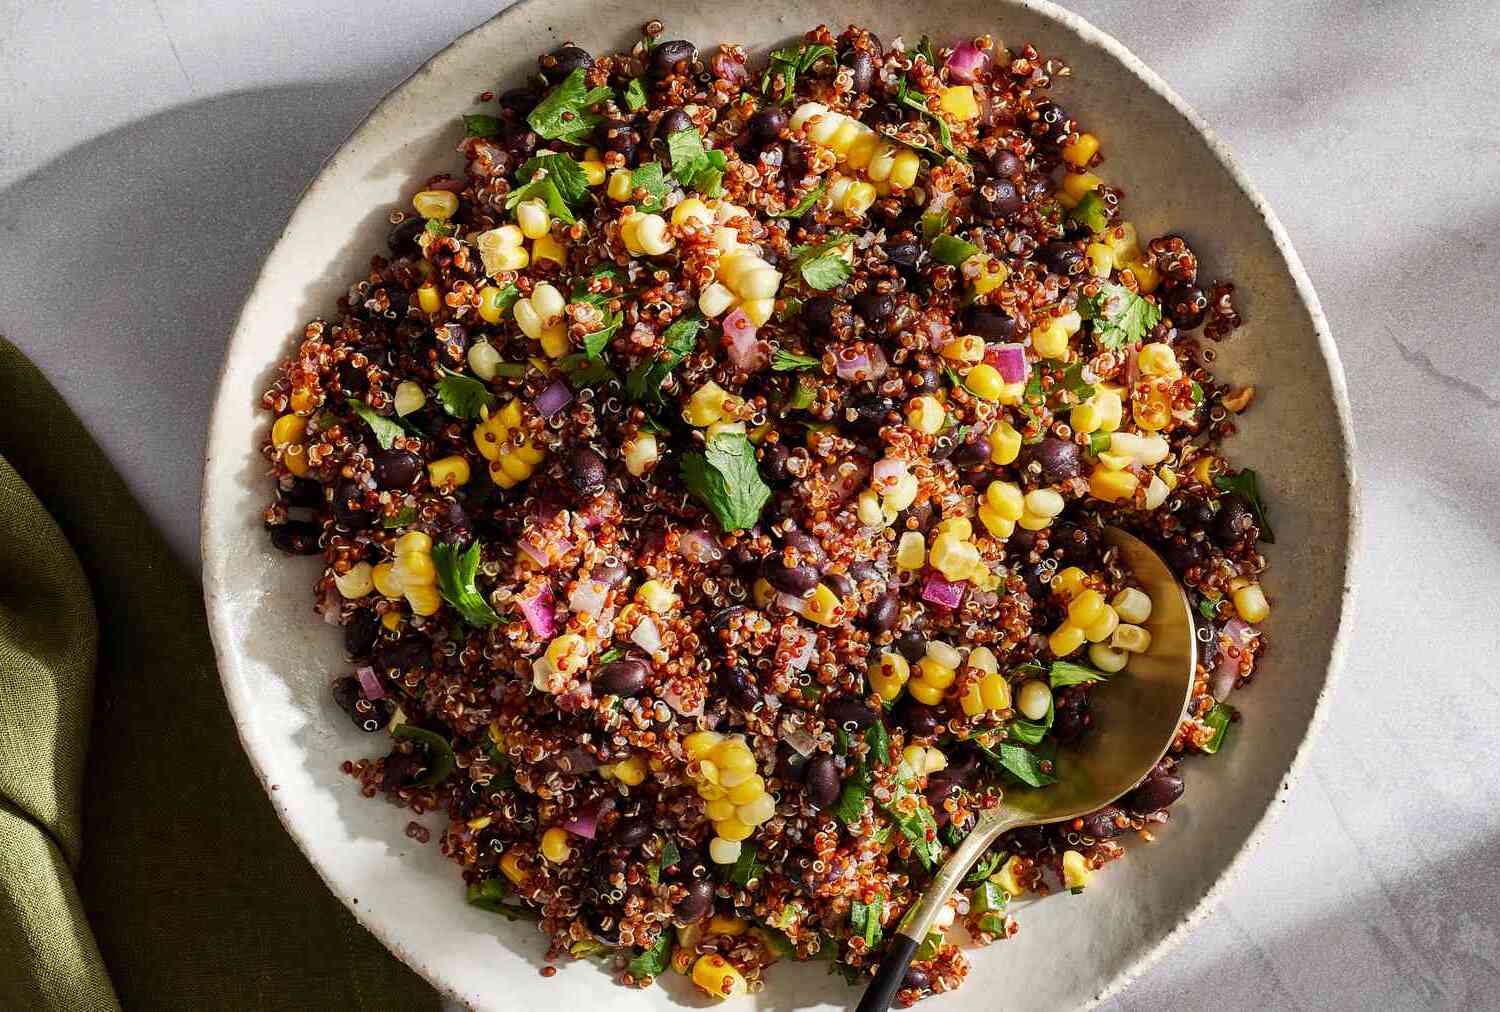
856 527 1197 1011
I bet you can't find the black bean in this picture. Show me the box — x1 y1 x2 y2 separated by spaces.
595 659 649 697
843 394 897 439
1162 536 1207 577
960 304 1017 340
387 216 426 254
802 754 841 809
280 478 324 508
585 908 621 946
269 521 321 555
748 106 788 145
651 40 697 78
655 107 692 141
1079 804 1127 840
564 445 608 498
868 102 904 127
1122 764 1185 813
884 240 922 271
893 697 940 738
910 364 943 393
497 87 539 116
371 449 422 490
1042 241 1087 277
760 441 792 484
1015 437 1084 485
824 571 856 600
719 667 761 711
1030 100 1072 147
375 635 431 673
925 778 961 820
824 698 876 730
1051 521 1094 564
865 592 900 633
782 529 827 565
1002 824 1050 854
895 631 927 664
970 179 1022 218
541 45 592 83
991 149 1023 178
1178 495 1215 533
800 295 837 338
597 118 639 160
765 561 818 595
611 815 653 848
344 610 381 659
1164 282 1209 330
500 123 539 158
845 50 875 93
674 878 716 924
1008 526 1041 558
851 291 895 327
330 479 370 529
903 967 931 992
1051 685 1092 744
951 431 992 468
1213 492 1258 546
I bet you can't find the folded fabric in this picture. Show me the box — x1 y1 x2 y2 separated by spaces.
0 338 437 1011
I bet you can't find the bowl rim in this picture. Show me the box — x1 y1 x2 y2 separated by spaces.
201 1 1361 1006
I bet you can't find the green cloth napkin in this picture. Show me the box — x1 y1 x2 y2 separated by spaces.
0 338 438 1010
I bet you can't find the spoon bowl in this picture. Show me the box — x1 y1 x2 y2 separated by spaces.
857 527 1197 1011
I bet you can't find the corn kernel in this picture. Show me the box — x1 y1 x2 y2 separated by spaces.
1031 318 1071 359
394 529 431 556
1084 605 1120 643
979 671 1011 710
896 531 927 570
372 561 403 599
692 953 748 998
804 583 841 626
1085 242 1114 277
1048 622 1085 657
1108 587 1151 625
960 681 986 717
929 535 979 582
1127 257 1162 293
933 518 973 543
540 826 572 863
697 282 737 318
697 780 726 801
908 678 946 706
978 504 1015 539
380 611 402 632
740 298 774 327
707 837 742 867
282 444 311 477
1232 583 1269 623
623 432 659 477
635 213 673 255
907 395 945 433
531 233 566 267
1089 643 1129 673
499 850 527 885
1111 623 1152 653
1067 589 1108 627
404 583 442 616
334 561 374 599
704 798 736 822
613 754 647 786
1024 488 1065 518
989 421 1022 464
1095 389 1124 432
428 455 471 488
1063 132 1100 168
869 661 908 702
889 149 920 190
939 85 979 120
685 381 729 427
671 198 713 227
1017 679 1052 720
984 480 1025 522
922 640 960 669
1137 343 1178 378
413 189 459 219
866 141 898 182
1071 400 1103 435
1062 849 1091 890
636 579 678 614
417 283 442 316
514 199 550 239
714 816 753 842
737 793 776 826
1052 566 1087 600
1089 465 1139 502
607 169 633 201
684 730 724 760
964 363 1006 401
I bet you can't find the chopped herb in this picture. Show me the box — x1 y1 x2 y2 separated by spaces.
583 311 623 359
1069 191 1109 234
1190 380 1206 404
559 354 619 389
1213 468 1276 543
665 127 729 196
625 931 673 980
865 721 891 767
771 348 821 371
773 182 827 218
877 764 943 868
597 646 625 664
777 296 804 321
390 724 456 787
515 152 590 205
462 113 503 138
967 850 1006 883
424 218 455 237
833 727 852 755
1007 703 1053 745
1060 361 1096 401
627 161 672 214
645 836 681 885
626 311 703 402
920 210 950 240
347 398 407 450
434 367 496 420
465 879 539 920
1050 659 1109 688
930 233 979 267
622 77 648 111
760 42 836 101
895 74 966 160
790 232 854 290
526 68 613 144
978 741 1058 788
724 843 764 887
681 432 772 532
912 35 936 66
912 930 943 962
830 767 869 825
1089 431 1112 454
849 894 884 947
787 376 818 411
485 282 521 315
1081 281 1162 350
432 541 501 627
382 506 418 529
1202 702 1237 754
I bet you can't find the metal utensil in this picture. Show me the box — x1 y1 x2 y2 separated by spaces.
856 527 1197 1012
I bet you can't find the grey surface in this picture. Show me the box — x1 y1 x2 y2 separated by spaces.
1 1 1496 1009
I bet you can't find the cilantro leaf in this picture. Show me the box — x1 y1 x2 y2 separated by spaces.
666 128 729 197
434 368 496 420
463 114 503 138
515 153 590 205
681 432 772 532
773 182 826 219
583 311 622 360
527 68 612 144
465 879 539 920
1069 191 1109 234
786 376 818 411
978 742 1058 788
849 894 884 948
622 77 648 111
347 398 408 450
1202 702 1237 754
627 161 671 213
930 234 979 267
876 764 943 868
831 766 869 825
1081 282 1162 350
626 311 703 402
625 931 672 980
723 843 764 887
432 541 501 627
1213 468 1276 543
760 42 836 101
382 506 418 529
920 210 950 240
895 75 967 160
424 218 455 237
1061 361 1096 401
1198 593 1222 621
864 721 891 767
967 850 1006 884
646 837 681 885
771 348 820 371
791 233 854 290
1049 659 1109 688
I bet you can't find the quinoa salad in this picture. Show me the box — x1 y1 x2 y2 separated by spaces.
259 22 1273 1005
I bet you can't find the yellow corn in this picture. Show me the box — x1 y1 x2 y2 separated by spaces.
515 199 550 239
1111 623 1152 653
896 531 927 571
499 850 527 885
623 433 659 476
1089 643 1129 673
1089 465 1139 502
1085 242 1114 277
404 584 442 616
1084 605 1119 643
1112 587 1153 624
933 518 972 543
713 816 753 842
917 656 957 690
1232 583 1269 622
941 334 985 364
684 730 724 760
1067 589 1108 627
1062 849 1091 890
908 678 946 706
803 584 840 626
413 189 459 219
1063 133 1100 167
691 954 748 998
636 579 678 614
579 159 606 186
417 284 441 316
1060 171 1102 204
685 381 729 427
1048 622 1085 657
1052 567 1087 600
476 285 509 324
979 671 1010 710
889 149 920 190
990 420 1022 465
531 233 566 267
1016 679 1053 720
613 754 647 786
540 826 572 863
271 413 307 448
907 395 945 434
984 481 1025 522
1137 342 1179 377
427 455 470 488
978 504 1014 539
607 169 633 201
939 85 979 121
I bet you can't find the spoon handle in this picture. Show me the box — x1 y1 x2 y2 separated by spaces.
855 808 1027 1012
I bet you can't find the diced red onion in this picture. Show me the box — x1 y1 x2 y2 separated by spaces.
1125 345 1140 388
921 572 966 610
555 746 600 774
779 717 817 757
988 342 1029 383
631 616 662 653
680 528 724 564
777 592 810 618
1209 619 1260 699
535 380 572 418
518 585 556 638
562 797 612 839
722 309 767 371
355 666 385 700
945 41 991 83
835 344 889 382
568 579 608 618
872 456 909 490
518 537 549 567
661 682 703 717
781 626 817 672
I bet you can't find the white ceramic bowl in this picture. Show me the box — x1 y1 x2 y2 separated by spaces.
202 2 1358 1008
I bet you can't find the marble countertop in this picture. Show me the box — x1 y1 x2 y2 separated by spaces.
2 1 1496 1008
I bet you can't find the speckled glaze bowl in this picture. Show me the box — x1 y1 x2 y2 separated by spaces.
201 1 1357 1008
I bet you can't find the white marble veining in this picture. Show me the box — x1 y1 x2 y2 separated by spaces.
1 2 1495 1009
